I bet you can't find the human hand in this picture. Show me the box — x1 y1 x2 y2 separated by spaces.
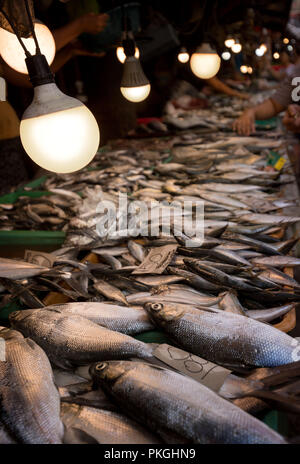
81 13 109 35
282 104 300 133
232 109 255 135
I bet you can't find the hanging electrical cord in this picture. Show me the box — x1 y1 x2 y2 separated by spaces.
0 6 31 57
24 0 41 54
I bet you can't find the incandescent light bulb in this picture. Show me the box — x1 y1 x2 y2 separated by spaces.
0 20 55 74
190 43 221 79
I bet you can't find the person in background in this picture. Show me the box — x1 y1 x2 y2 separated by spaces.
233 42 300 136
0 11 108 192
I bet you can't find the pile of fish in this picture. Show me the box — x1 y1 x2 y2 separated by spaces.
1 97 300 444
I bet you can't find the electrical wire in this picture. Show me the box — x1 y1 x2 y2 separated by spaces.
0 6 31 57
24 0 41 54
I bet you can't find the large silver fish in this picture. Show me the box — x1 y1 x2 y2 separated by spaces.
9 308 155 368
43 302 154 334
90 360 286 444
144 303 300 369
0 327 63 444
62 403 162 444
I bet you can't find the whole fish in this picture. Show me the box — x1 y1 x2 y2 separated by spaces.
9 308 156 368
62 403 162 444
90 360 286 444
252 256 300 268
126 288 220 307
239 213 300 225
0 257 49 280
0 327 63 444
246 303 295 322
145 302 300 368
93 278 128 306
258 268 300 290
184 259 258 292
127 240 146 263
43 302 153 334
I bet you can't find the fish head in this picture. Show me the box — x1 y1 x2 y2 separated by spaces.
0 326 24 341
9 309 38 326
90 361 128 386
144 302 185 324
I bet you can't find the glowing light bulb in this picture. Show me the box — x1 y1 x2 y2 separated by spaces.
255 47 264 57
283 38 289 44
116 46 139 64
247 66 253 74
20 83 100 173
120 56 151 103
190 43 221 79
221 51 231 61
225 38 235 48
273 52 280 59
178 48 190 63
120 85 151 102
231 42 242 53
287 45 293 52
260 44 267 53
240 65 248 74
0 21 55 74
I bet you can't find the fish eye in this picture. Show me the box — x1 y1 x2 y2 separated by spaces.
152 303 163 311
95 362 107 372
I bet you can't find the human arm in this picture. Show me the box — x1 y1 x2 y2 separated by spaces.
206 76 249 100
232 98 285 136
52 13 109 51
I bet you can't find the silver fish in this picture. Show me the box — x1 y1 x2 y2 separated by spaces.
90 360 286 444
44 302 153 334
0 257 49 280
0 327 63 444
62 403 162 444
9 308 155 368
145 302 300 368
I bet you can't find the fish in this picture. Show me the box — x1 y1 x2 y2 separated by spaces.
0 257 50 280
126 287 220 307
219 291 248 316
251 256 300 268
43 302 154 334
93 278 128 306
258 268 300 290
0 327 63 444
9 308 155 368
144 302 300 368
246 304 295 322
127 240 146 263
90 360 286 444
238 214 300 225
61 403 162 444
